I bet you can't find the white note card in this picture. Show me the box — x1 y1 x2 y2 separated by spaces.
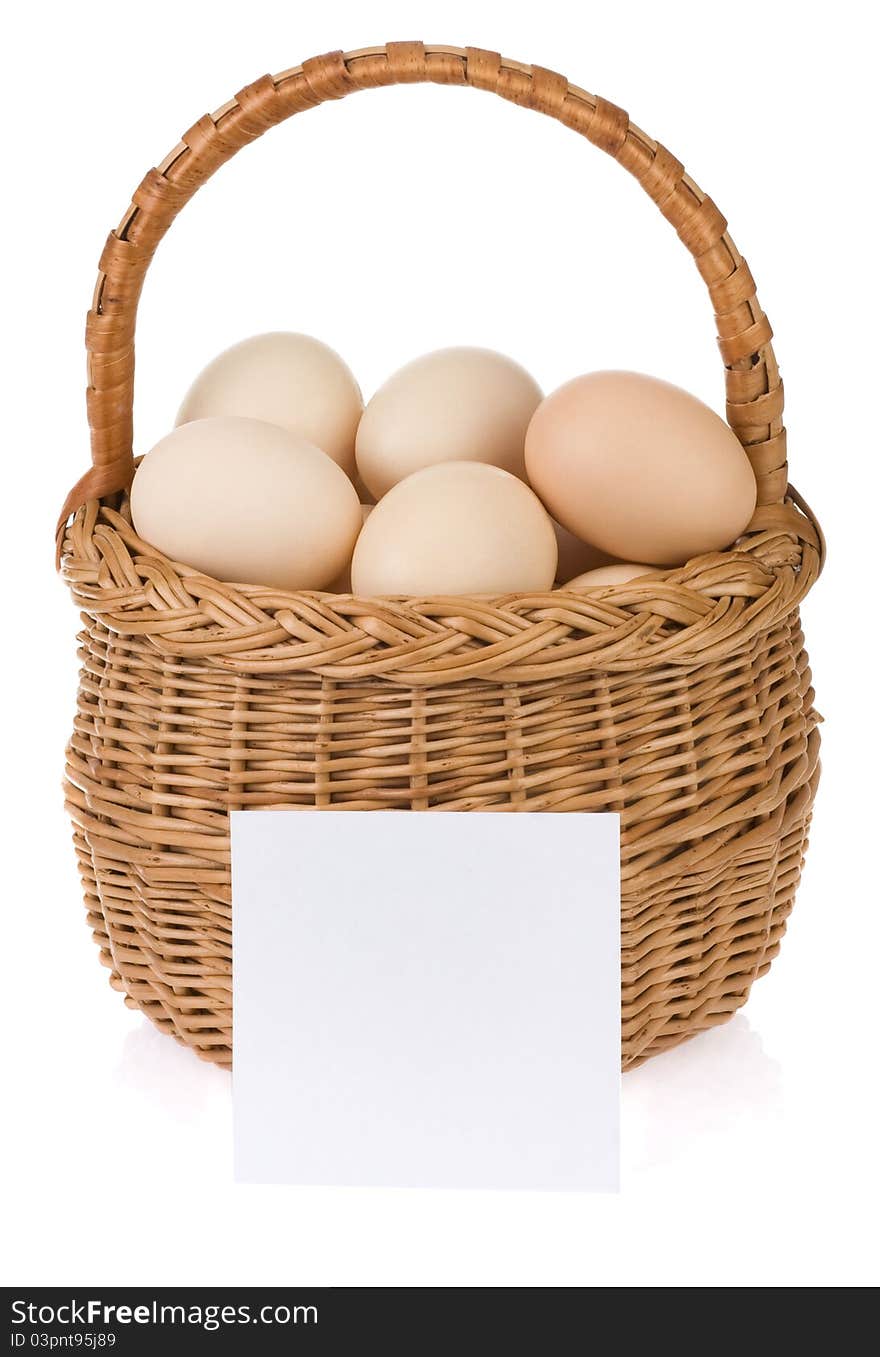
231 811 620 1192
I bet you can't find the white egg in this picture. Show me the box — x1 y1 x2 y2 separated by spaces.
351 461 557 596
131 416 361 590
355 347 542 498
176 332 363 479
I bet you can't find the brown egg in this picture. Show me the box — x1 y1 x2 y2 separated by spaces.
351 462 557 597
551 519 612 583
525 371 757 566
355 347 542 499
565 562 658 589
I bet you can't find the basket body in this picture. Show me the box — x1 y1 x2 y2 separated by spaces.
65 580 819 1068
59 44 825 1069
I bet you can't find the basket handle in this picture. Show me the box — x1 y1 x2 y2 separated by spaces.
58 41 789 535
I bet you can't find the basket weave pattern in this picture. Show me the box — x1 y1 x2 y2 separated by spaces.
60 44 822 1068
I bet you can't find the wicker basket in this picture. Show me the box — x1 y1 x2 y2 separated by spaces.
59 43 823 1070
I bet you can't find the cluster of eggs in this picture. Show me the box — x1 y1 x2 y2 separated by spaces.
131 332 758 596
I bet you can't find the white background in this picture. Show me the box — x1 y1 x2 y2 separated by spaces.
1 0 877 1287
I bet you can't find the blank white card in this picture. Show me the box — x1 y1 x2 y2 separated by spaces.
231 811 620 1191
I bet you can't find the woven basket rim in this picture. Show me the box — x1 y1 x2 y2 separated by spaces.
61 486 822 683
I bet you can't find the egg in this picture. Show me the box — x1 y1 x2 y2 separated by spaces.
176 332 363 480
355 347 543 499
350 461 557 596
131 416 361 590
566 562 658 589
326 505 373 593
525 371 757 566
551 519 612 583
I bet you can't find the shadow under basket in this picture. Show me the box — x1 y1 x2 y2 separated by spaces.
58 43 824 1070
